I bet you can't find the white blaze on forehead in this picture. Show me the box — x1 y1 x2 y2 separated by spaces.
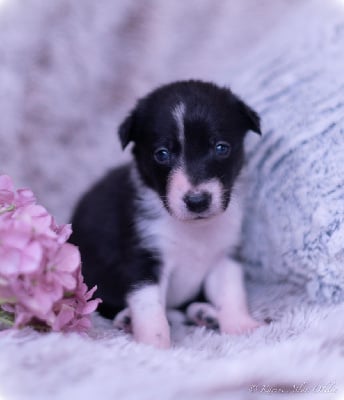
172 102 186 143
167 167 224 220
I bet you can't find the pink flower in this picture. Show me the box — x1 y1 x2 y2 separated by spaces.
52 271 101 332
0 175 101 333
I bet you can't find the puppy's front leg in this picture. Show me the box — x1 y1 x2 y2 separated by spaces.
127 284 171 349
204 258 263 335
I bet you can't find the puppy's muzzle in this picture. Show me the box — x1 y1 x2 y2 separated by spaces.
183 191 212 213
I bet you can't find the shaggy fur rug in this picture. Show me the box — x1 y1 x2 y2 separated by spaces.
0 282 343 400
1 0 344 399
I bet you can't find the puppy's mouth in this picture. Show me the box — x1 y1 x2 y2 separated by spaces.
165 169 227 222
165 204 225 222
194 215 207 220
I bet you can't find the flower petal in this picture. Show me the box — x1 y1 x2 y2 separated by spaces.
0 247 21 276
53 243 81 273
53 272 76 291
20 242 42 273
16 189 36 207
0 175 14 192
81 298 102 315
52 304 74 331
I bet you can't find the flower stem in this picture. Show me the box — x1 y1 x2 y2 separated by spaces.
0 204 15 215
0 297 17 305
0 310 14 327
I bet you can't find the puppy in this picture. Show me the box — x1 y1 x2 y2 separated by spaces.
70 80 262 348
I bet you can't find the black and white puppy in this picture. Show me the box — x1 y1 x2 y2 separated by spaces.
70 80 263 348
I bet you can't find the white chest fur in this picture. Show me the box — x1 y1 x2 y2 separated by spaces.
134 186 243 308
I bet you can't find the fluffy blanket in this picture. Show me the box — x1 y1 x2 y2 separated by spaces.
239 0 344 303
1 0 344 399
1 282 343 400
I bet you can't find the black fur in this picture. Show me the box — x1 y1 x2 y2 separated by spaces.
69 80 260 319
69 166 161 318
119 80 260 209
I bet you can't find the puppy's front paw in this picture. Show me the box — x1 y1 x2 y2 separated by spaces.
114 307 170 348
220 314 265 335
133 324 171 349
131 312 171 349
113 308 132 334
186 302 219 330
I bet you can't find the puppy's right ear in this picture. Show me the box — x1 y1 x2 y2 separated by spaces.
237 99 261 135
118 111 136 150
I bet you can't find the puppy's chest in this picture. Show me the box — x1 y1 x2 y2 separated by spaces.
164 221 222 270
163 225 225 307
138 208 241 308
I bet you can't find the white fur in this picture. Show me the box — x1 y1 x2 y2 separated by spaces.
127 284 170 348
172 102 186 143
185 256 264 334
167 167 224 220
204 258 264 333
133 166 244 309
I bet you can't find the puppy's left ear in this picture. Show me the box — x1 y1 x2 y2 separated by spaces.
237 99 261 135
118 111 136 150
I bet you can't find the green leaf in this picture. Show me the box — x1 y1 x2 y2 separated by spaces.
0 297 17 305
0 310 14 327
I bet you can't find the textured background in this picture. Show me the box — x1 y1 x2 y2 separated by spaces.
0 0 301 223
238 0 344 302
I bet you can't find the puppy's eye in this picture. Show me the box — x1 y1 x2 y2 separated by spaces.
154 148 171 164
215 142 231 158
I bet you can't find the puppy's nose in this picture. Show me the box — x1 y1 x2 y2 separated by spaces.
183 191 211 213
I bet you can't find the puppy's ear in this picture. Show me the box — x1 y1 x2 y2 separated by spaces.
237 99 261 135
118 111 136 150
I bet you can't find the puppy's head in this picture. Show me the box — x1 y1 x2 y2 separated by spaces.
119 80 261 221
